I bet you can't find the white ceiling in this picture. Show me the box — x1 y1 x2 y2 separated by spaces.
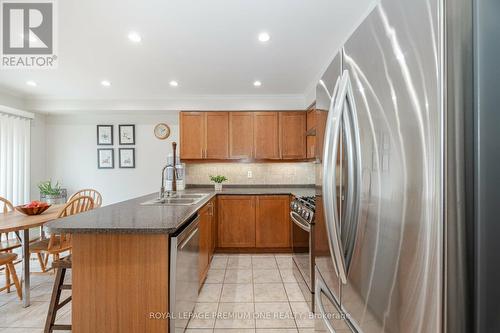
0 0 375 112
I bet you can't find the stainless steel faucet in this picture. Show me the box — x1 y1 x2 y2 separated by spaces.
159 164 168 199
160 142 179 199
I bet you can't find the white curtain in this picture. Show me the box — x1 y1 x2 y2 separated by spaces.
0 112 31 205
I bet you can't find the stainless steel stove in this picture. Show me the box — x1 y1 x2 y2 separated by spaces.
290 195 315 310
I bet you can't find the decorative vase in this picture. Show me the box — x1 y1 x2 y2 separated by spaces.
42 194 65 205
40 189 67 205
214 183 223 191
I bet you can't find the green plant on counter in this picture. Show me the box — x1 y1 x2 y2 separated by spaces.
209 175 228 184
38 180 62 196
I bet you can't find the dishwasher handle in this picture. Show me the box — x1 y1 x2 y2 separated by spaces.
176 215 200 249
179 226 199 250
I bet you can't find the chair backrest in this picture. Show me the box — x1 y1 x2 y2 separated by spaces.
49 195 95 252
0 197 13 214
0 197 14 242
68 189 102 208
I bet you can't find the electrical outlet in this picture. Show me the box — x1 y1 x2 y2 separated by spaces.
247 170 253 178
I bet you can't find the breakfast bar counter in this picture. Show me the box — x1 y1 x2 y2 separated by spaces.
46 185 313 333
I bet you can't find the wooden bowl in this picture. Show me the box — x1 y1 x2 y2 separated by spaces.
15 204 51 216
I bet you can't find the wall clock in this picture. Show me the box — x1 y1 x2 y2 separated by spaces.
154 123 170 140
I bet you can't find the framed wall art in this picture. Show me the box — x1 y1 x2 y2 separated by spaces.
119 124 135 145
97 148 114 169
97 125 113 145
119 148 135 168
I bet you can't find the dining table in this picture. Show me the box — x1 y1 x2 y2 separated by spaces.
0 204 64 307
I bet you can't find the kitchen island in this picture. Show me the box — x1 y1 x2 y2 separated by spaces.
47 186 313 333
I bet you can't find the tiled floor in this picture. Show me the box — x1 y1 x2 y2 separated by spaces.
187 254 315 333
0 254 314 333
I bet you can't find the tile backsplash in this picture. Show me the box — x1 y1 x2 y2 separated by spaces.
185 163 315 185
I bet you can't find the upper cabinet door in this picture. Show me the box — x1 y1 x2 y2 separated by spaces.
229 112 254 159
279 111 307 159
254 112 280 159
206 112 229 159
306 109 317 159
180 112 205 159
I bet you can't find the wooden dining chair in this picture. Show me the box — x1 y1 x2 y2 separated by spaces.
68 189 102 208
30 195 94 272
0 197 23 299
0 197 19 249
0 197 13 214
0 252 22 299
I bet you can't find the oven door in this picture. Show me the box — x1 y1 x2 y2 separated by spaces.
291 211 313 307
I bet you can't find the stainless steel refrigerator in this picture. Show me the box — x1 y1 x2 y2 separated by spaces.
314 0 472 331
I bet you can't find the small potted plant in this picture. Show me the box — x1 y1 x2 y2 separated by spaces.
38 180 66 204
210 175 228 191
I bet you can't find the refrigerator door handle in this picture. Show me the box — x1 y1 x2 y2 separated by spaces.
339 70 363 272
322 74 348 284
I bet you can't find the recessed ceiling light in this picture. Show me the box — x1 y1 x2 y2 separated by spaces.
253 80 262 87
101 80 111 87
169 80 179 87
26 80 37 87
127 31 141 43
258 32 270 42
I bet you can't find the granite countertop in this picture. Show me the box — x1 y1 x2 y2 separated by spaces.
46 185 314 234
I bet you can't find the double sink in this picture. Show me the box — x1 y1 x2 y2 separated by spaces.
141 193 210 206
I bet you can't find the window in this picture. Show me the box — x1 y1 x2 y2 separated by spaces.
0 111 31 205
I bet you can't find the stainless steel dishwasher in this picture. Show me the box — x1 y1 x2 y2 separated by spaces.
169 215 200 333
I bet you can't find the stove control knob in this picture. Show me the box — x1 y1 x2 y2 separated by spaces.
303 211 310 219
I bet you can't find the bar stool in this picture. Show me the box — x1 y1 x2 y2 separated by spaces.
42 196 94 332
44 255 72 333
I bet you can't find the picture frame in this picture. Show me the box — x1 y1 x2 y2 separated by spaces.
119 124 135 145
97 149 114 169
119 148 135 168
97 125 113 145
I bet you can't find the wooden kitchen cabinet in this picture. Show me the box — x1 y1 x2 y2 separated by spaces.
280 111 307 159
315 110 328 160
254 112 280 159
229 112 254 159
218 195 256 248
180 112 205 159
200 198 217 286
208 197 217 262
181 110 308 161
306 108 316 159
255 196 290 248
206 112 229 159
199 202 211 286
180 111 229 160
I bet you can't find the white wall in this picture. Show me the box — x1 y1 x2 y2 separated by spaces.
44 112 179 205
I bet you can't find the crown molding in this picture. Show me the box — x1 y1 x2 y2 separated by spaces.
24 94 308 114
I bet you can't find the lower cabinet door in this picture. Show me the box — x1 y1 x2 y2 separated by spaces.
255 195 290 248
208 199 216 262
218 195 256 248
199 205 211 285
